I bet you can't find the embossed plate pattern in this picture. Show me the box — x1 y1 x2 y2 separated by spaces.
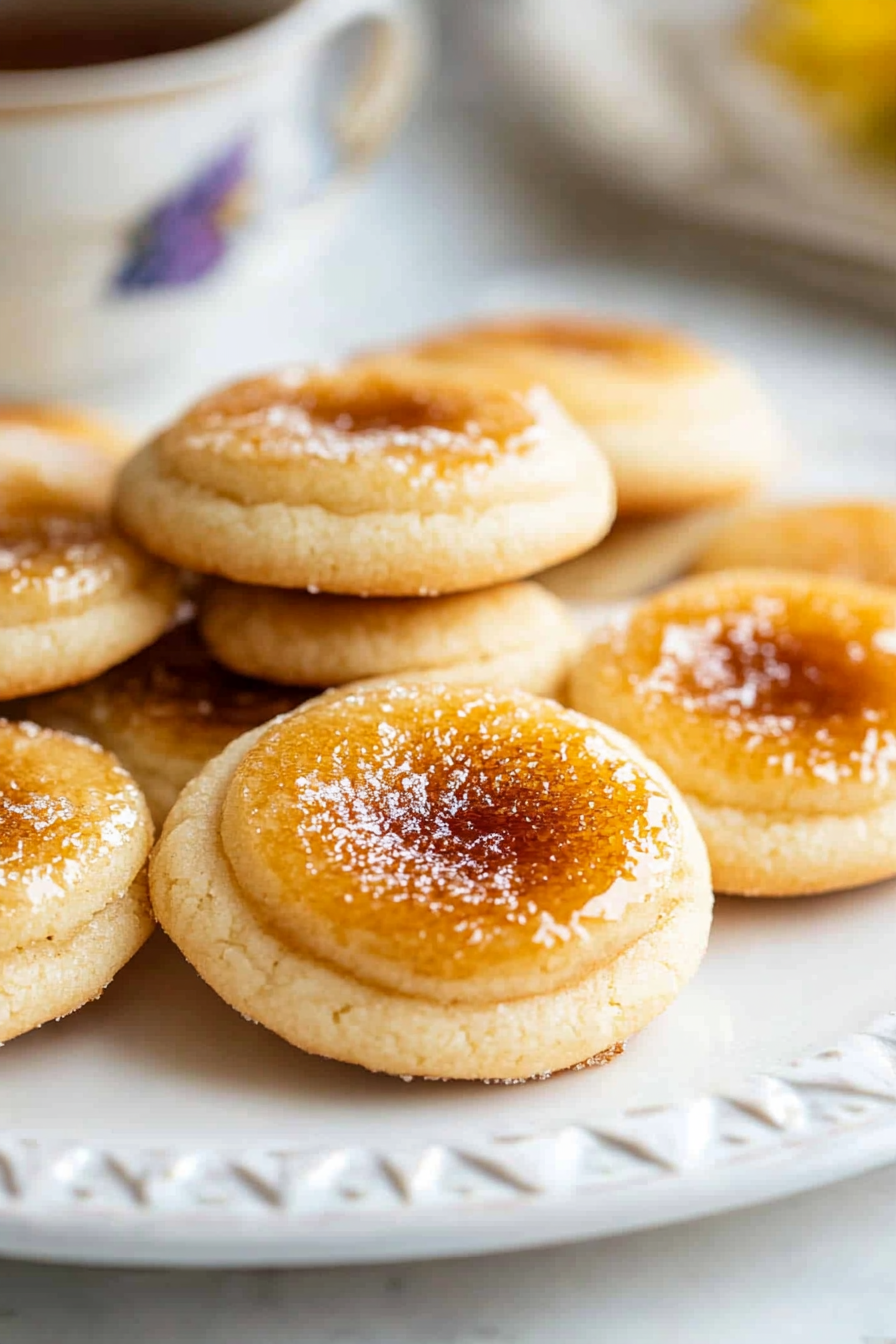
2 1008 896 1265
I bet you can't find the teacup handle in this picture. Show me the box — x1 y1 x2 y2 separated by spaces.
317 0 424 171
237 0 424 280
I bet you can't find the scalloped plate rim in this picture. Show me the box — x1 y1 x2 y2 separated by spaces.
0 1013 894 1265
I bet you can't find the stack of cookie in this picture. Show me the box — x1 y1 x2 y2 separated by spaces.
0 408 334 1042
0 409 179 1042
12 310 896 1086
112 360 616 701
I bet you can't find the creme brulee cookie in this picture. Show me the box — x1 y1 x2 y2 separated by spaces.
0 508 179 700
692 501 896 587
0 404 131 513
568 570 896 896
540 510 729 606
382 316 786 515
200 580 583 696
151 683 712 1081
0 719 154 1042
114 365 615 595
27 621 311 826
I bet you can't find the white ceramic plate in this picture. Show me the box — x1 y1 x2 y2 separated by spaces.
4 262 896 1270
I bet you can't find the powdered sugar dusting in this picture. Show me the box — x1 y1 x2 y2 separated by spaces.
228 684 678 988
0 512 132 611
0 720 143 912
167 368 550 484
622 585 896 788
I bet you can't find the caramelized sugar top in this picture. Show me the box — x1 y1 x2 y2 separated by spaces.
0 510 148 625
0 719 144 919
416 317 711 373
613 572 896 794
223 684 679 1001
165 367 545 473
91 621 310 752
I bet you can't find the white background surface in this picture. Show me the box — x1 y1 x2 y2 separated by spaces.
10 8 896 1333
2 1163 896 1341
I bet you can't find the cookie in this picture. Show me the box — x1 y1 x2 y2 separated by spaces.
380 316 787 515
0 507 179 700
151 683 712 1081
540 509 729 607
114 364 615 595
0 719 154 1042
692 501 896 586
27 620 310 826
200 580 583 697
0 404 131 513
568 570 896 896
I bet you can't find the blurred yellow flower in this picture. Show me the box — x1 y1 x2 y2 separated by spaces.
745 0 896 159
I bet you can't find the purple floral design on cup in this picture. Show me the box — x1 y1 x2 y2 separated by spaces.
116 139 252 291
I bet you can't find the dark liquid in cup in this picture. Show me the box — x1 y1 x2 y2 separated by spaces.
0 12 256 69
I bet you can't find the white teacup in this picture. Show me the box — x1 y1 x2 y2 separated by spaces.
0 0 422 395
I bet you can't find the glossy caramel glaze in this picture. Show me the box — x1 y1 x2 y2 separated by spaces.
0 510 153 626
77 621 312 759
221 684 680 1003
413 316 713 373
0 719 148 940
575 571 896 812
160 366 547 479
